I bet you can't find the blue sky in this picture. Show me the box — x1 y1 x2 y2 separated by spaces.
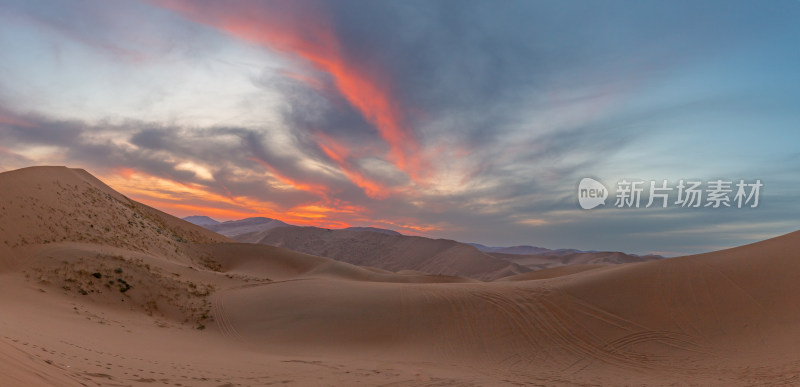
1 0 799 255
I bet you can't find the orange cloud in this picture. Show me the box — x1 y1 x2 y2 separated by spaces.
154 0 430 182
250 158 329 196
134 197 263 221
374 219 441 234
106 168 281 216
105 167 366 227
316 134 391 199
115 167 137 180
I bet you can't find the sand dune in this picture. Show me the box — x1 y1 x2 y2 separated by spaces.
240 225 531 281
195 242 474 284
0 166 228 257
2 166 800 385
496 263 607 281
207 232 800 384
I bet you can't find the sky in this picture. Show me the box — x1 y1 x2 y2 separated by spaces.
1 0 799 255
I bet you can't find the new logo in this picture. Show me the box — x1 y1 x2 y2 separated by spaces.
578 178 608 209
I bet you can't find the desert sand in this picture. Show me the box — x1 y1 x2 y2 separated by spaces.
2 166 800 386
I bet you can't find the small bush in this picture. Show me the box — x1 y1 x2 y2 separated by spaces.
117 278 132 293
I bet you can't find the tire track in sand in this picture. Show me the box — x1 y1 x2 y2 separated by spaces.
211 292 243 340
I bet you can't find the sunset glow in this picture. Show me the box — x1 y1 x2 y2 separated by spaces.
1 0 799 254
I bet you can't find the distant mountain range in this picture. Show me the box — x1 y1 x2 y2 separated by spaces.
183 216 661 280
467 243 556 255
342 226 402 236
467 243 662 268
184 216 295 240
182 215 220 227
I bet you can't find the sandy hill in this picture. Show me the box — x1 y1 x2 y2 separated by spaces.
3 166 800 385
0 166 237 333
0 167 228 257
242 226 530 281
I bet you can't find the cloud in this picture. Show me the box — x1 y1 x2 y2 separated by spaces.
2 0 800 253
155 0 431 182
0 103 415 229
